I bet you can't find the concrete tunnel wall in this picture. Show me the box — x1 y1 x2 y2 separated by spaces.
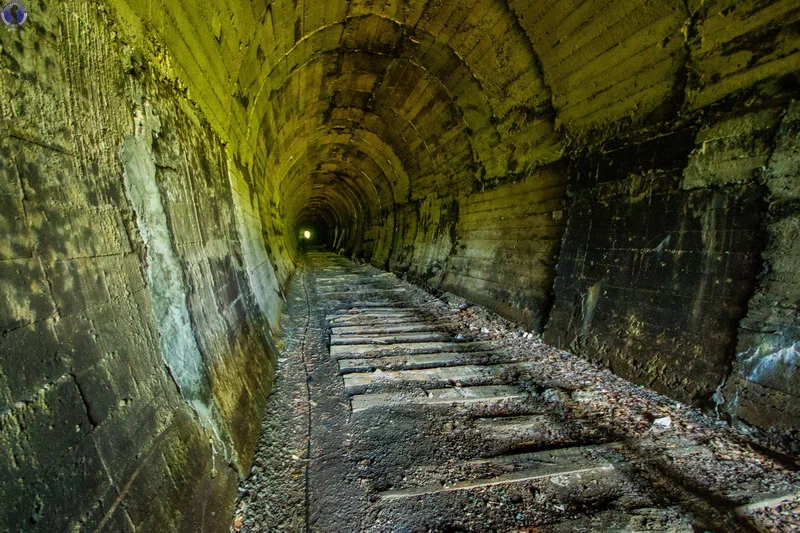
0 0 798 530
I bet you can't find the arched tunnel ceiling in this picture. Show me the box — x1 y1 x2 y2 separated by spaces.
114 0 800 245
245 6 564 239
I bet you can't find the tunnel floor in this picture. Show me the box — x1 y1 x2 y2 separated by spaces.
232 253 800 533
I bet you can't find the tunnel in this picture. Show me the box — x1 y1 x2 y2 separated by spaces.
1 0 799 531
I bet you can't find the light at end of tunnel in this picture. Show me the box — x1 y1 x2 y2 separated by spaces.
304 230 311 239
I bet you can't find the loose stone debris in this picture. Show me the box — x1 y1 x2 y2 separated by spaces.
233 253 800 532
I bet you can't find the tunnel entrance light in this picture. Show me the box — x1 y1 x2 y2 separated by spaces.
303 230 311 239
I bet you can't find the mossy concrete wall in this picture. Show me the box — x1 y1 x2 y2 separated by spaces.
543 127 765 405
0 1 280 530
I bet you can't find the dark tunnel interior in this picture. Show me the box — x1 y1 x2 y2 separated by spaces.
1 0 799 531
